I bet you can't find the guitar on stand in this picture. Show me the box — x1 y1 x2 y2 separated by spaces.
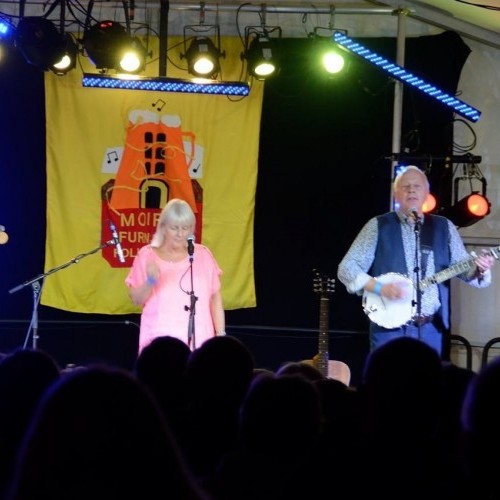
304 270 351 386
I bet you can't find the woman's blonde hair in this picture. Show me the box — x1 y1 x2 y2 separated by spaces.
150 199 195 248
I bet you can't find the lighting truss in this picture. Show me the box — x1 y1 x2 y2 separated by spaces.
82 73 250 96
332 32 481 123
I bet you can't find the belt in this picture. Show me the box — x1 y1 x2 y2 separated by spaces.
411 314 435 327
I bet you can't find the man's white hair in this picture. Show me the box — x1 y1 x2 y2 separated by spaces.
393 165 430 191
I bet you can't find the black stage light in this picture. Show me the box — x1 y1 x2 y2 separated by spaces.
83 20 146 73
16 17 67 71
243 35 279 80
183 36 222 78
441 192 491 227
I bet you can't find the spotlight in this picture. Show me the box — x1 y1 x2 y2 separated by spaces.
180 21 225 79
439 164 491 227
241 26 281 81
422 193 437 213
310 23 347 77
243 35 280 80
50 34 78 75
83 20 146 74
182 36 222 78
441 192 491 228
15 17 69 71
0 18 13 41
312 35 346 76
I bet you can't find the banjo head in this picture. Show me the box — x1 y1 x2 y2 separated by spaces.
362 273 414 329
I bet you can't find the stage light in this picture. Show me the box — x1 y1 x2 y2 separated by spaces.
0 18 14 63
182 36 222 78
313 35 346 75
244 35 279 79
440 192 491 227
0 19 13 40
180 3 225 79
82 73 250 96
50 34 78 75
15 17 70 71
83 20 146 74
423 193 437 213
332 31 481 123
241 25 281 81
439 164 491 227
309 17 347 77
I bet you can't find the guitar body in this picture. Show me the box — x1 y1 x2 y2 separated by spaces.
303 357 351 386
305 271 351 386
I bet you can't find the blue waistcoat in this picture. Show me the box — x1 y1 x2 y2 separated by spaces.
369 212 451 329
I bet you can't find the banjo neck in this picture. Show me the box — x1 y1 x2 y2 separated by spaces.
421 246 500 290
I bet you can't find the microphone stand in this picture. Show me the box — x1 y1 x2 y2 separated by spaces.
8 239 117 350
186 252 197 349
412 217 423 339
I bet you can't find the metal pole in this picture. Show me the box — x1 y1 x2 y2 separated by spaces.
389 8 409 210
159 0 169 76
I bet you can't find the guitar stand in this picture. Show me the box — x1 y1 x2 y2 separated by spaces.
8 239 117 350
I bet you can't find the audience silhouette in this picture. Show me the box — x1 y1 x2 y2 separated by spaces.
208 371 323 500
6 365 208 500
356 337 449 500
1 332 498 500
177 335 255 482
0 348 60 499
459 355 500 500
134 334 191 435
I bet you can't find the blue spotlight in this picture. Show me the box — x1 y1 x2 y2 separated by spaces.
333 32 481 123
82 74 250 96
0 18 13 41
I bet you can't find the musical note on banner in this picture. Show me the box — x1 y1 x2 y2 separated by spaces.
107 151 119 163
152 99 166 111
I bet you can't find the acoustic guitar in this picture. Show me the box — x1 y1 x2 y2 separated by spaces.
305 270 351 386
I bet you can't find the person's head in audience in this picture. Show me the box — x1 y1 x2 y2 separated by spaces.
360 336 443 441
0 348 60 496
460 356 500 499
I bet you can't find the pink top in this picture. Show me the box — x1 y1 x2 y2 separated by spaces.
125 243 222 353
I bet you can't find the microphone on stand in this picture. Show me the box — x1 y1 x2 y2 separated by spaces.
109 221 126 263
0 225 9 245
408 207 420 222
187 235 195 258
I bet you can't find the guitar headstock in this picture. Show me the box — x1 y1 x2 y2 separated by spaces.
313 269 335 296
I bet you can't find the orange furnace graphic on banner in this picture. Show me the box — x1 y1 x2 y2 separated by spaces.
100 110 203 267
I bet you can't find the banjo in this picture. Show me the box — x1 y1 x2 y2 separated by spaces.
362 246 499 329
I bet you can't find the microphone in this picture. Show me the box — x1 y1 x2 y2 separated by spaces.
109 221 125 263
0 225 8 245
187 235 195 257
408 207 420 221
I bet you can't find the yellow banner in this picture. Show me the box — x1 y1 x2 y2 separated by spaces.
42 37 262 314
